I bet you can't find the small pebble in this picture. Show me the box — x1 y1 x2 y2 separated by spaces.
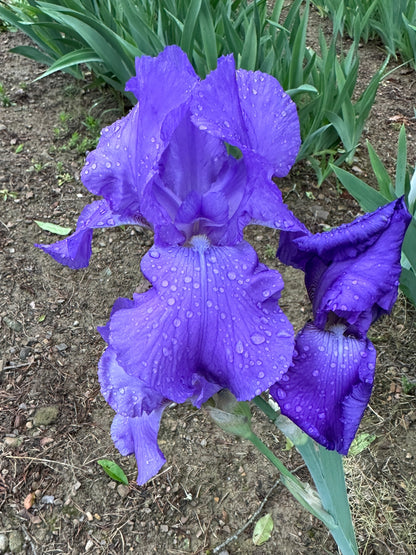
8 530 23 553
0 534 9 553
33 406 59 426
3 437 22 448
117 484 129 498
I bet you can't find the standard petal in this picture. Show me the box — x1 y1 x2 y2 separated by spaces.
111 411 167 485
241 155 309 233
270 322 376 454
35 200 138 269
278 198 411 332
157 115 228 200
191 55 300 176
81 46 198 218
106 240 294 404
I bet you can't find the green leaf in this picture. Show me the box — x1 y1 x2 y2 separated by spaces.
34 48 102 80
348 433 376 456
331 165 389 212
395 125 407 197
253 514 274 546
366 140 393 200
180 0 202 57
199 0 217 73
10 45 56 67
97 459 128 485
400 267 416 306
34 220 72 235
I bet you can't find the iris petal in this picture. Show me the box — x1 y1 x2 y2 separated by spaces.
81 46 198 218
105 241 294 403
191 55 300 176
111 411 167 486
35 200 138 269
98 347 165 417
278 198 411 332
270 322 376 454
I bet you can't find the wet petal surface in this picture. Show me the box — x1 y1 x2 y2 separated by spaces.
106 240 294 403
35 200 137 269
81 46 198 218
111 410 167 485
270 322 376 454
191 56 300 176
278 198 411 333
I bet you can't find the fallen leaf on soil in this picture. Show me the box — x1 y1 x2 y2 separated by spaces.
388 115 411 125
40 437 54 447
24 492 35 510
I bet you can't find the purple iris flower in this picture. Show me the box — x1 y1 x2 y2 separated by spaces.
37 46 305 483
270 198 411 454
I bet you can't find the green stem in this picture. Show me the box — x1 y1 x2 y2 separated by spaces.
246 430 303 487
252 396 358 555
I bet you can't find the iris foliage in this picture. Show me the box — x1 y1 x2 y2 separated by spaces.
0 0 385 178
312 0 416 67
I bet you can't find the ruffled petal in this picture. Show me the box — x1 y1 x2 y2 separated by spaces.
278 198 411 333
111 411 167 485
81 46 198 218
98 347 165 417
35 200 138 269
241 155 309 233
105 240 294 403
191 55 300 176
270 322 376 454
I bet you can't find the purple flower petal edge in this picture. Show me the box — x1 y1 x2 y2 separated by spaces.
270 323 376 454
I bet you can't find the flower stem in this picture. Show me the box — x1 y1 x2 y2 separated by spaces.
252 396 358 555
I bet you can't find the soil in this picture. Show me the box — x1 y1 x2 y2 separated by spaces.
1 6 416 555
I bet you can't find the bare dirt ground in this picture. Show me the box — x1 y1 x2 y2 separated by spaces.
1 6 416 555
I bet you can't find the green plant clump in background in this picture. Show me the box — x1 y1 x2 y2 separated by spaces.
0 0 387 180
312 0 416 68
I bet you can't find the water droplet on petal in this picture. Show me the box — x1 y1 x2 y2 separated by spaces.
167 298 175 306
161 280 169 287
227 272 236 281
173 318 181 328
250 333 265 345
236 341 244 354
